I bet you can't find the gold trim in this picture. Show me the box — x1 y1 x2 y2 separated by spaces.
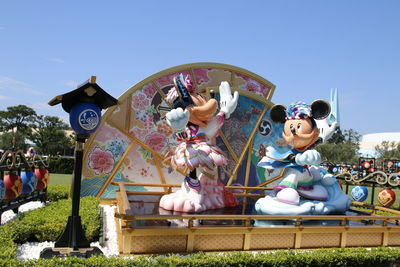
227 106 268 185
244 139 254 187
125 97 131 132
255 168 287 188
96 141 137 197
152 81 172 109
189 68 198 92
153 154 168 192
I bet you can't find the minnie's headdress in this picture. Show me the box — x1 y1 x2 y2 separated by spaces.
270 100 330 124
166 74 195 109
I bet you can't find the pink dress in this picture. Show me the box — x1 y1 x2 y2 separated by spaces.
168 112 227 174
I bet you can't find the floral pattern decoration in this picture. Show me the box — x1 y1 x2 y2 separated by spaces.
88 147 115 175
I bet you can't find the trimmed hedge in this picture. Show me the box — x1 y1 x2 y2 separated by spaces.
47 157 74 174
0 197 100 260
46 184 70 202
2 247 400 266
1 194 400 265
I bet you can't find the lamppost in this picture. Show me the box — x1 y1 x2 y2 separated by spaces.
40 76 118 258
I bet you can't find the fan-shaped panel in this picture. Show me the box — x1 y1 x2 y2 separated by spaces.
81 63 278 198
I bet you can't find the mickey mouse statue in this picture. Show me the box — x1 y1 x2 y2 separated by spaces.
256 100 350 217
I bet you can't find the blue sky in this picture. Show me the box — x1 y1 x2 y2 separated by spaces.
0 1 399 135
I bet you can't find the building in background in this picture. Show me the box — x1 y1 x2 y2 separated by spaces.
359 132 400 157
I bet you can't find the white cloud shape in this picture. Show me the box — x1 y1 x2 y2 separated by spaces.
47 57 65 63
0 76 44 95
64 80 77 88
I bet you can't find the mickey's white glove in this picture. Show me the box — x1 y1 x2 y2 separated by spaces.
219 81 239 119
295 150 321 166
165 108 189 132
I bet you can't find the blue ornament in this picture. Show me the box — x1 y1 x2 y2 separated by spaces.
351 185 368 202
0 180 5 200
332 167 338 173
69 103 101 135
21 171 38 194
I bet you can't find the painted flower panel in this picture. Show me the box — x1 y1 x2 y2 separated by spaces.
235 72 271 98
88 147 115 175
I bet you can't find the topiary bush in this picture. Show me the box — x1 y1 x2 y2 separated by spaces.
46 184 70 202
0 248 399 266
0 196 100 246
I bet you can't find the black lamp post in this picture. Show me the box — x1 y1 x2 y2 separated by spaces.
40 76 118 258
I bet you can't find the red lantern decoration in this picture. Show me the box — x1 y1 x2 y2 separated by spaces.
362 161 371 169
338 180 343 190
4 173 23 199
368 168 374 173
378 188 396 207
35 168 50 191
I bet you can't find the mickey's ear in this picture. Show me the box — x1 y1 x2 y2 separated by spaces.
270 104 287 124
311 100 330 120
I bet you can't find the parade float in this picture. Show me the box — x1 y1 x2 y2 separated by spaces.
79 63 400 255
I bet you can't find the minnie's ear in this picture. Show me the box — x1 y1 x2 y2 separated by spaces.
311 100 330 120
270 104 287 124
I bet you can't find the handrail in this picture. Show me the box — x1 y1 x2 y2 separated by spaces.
114 213 400 222
110 181 273 191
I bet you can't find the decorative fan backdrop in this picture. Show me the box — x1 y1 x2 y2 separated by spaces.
81 63 288 198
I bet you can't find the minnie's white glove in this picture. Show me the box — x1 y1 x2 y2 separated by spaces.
219 81 239 119
295 150 321 166
165 108 189 132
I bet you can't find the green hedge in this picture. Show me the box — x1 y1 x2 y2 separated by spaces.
2 247 400 266
47 157 74 174
0 197 100 260
2 194 400 265
46 184 70 202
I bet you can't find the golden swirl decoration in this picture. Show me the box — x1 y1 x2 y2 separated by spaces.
336 170 399 187
0 150 49 170
388 173 400 187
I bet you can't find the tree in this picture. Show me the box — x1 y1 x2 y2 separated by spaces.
0 105 38 149
0 131 28 150
316 128 361 163
0 105 38 134
29 115 73 155
375 141 400 159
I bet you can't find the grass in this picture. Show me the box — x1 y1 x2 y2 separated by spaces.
49 173 72 185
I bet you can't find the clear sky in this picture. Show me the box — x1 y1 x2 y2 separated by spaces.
0 1 399 135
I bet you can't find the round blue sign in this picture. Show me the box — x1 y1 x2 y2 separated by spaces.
69 103 101 135
351 185 368 202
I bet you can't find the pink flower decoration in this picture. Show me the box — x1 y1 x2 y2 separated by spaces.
156 71 191 87
184 74 194 93
246 80 261 94
88 147 115 175
143 84 157 98
145 132 167 151
193 68 210 85
132 93 149 110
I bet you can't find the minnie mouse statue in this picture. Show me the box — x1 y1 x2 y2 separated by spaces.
159 74 239 213
255 100 350 217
